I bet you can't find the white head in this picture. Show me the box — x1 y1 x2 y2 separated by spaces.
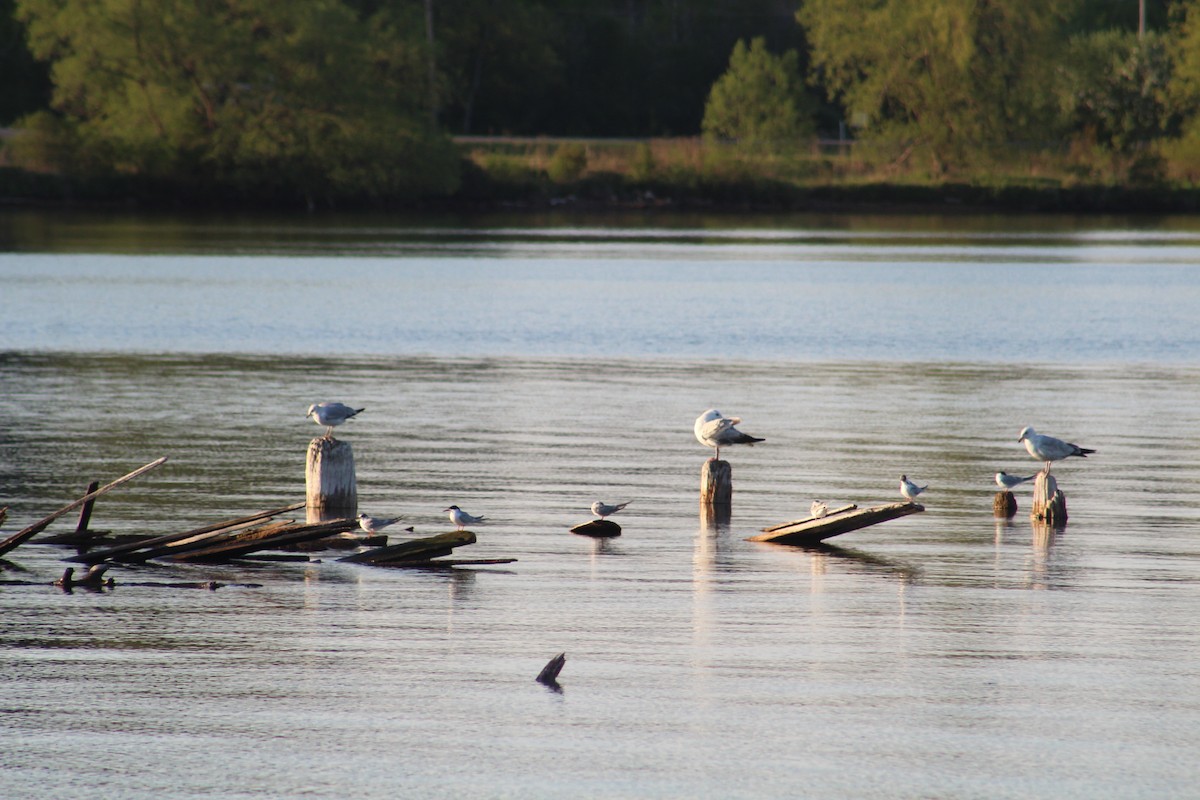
306 404 318 419
1018 426 1034 442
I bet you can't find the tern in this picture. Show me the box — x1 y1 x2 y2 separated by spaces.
900 475 927 502
995 471 1036 490
1017 426 1095 472
444 505 486 530
357 513 403 534
810 500 828 519
694 408 765 460
306 402 365 437
591 500 631 520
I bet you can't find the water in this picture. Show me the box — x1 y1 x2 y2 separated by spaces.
2 212 1199 798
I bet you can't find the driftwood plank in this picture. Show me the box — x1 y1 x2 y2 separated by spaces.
168 518 360 562
374 558 517 569
338 531 476 564
65 501 305 564
749 502 924 546
760 504 858 533
0 458 168 558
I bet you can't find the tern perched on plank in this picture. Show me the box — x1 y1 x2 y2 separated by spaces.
306 402 365 438
357 513 404 534
590 500 631 520
810 500 829 519
444 505 486 530
900 475 927 502
1018 426 1095 473
995 471 1037 490
694 409 765 460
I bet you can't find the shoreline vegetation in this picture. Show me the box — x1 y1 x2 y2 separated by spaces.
3 135 1199 215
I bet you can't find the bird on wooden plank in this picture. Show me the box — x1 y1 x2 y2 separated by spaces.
995 471 1036 490
590 500 631 520
306 402 365 438
1018 426 1095 473
694 408 765 461
810 500 829 519
900 475 927 502
444 505 485 531
357 513 403 534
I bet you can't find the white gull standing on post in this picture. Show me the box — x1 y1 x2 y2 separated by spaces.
1017 426 1095 473
306 402 364 438
694 409 765 460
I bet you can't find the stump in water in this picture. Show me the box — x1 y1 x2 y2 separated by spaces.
700 459 732 506
306 438 357 524
993 491 1017 518
1031 470 1067 526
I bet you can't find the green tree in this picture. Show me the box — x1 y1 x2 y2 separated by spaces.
798 0 1069 172
1056 29 1174 153
701 37 815 147
14 0 458 203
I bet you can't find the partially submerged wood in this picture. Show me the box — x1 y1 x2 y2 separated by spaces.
1031 471 1067 526
306 438 357 523
374 558 517 569
338 531 476 564
700 458 732 506
0 457 168 558
993 491 1017 518
569 520 621 538
750 501 924 546
167 518 360 562
537 652 566 686
761 504 857 534
38 481 110 544
66 502 305 564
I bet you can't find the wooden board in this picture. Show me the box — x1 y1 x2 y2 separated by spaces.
569 520 622 537
760 504 857 533
749 502 924 546
338 531 477 564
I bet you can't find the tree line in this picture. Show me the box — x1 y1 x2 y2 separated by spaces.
2 0 1200 206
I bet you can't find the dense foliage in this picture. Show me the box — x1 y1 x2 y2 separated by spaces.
5 0 1200 205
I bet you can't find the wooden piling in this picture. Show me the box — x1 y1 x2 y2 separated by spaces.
1031 471 1067 526
993 491 1017 518
306 437 357 523
700 459 732 507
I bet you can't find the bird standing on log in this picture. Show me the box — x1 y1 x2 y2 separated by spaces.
995 471 1036 490
357 513 403 534
1018 426 1095 473
694 409 765 460
900 475 927 502
306 402 365 438
590 500 631 520
810 500 829 519
444 505 486 530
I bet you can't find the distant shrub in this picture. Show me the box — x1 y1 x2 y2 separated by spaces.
629 143 656 181
548 143 588 183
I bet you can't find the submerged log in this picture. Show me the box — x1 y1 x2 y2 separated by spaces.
750 501 924 546
1031 471 1067 526
700 459 732 506
167 518 360 562
338 531 476 564
0 457 168 558
993 491 1017 518
760 504 857 534
569 520 621 538
537 652 567 686
374 558 517 569
306 438 357 523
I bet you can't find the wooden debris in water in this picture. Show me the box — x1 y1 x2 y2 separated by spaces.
750 501 924 546
569 520 621 537
1031 471 1067 526
0 457 168 558
166 518 360 562
993 490 1017 518
537 652 566 686
338 531 477 565
760 504 857 534
700 458 732 506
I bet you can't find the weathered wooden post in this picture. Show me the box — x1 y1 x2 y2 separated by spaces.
1031 470 1067 526
306 438 357 523
700 458 732 528
993 490 1017 518
74 480 101 537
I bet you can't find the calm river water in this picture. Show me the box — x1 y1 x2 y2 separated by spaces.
2 211 1199 799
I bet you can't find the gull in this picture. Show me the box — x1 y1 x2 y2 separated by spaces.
306 402 365 438
444 505 486 530
1017 426 1095 472
591 500 631 520
357 513 403 534
810 500 828 519
900 475 927 502
995 471 1037 490
694 409 765 460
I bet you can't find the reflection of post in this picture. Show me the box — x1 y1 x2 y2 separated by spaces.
699 502 731 530
1031 470 1067 527
306 438 357 524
